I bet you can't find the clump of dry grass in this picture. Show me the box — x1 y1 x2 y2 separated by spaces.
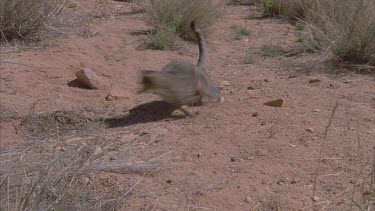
257 0 375 68
142 0 222 49
0 137 166 210
258 0 305 19
0 0 67 41
21 109 102 140
305 0 375 66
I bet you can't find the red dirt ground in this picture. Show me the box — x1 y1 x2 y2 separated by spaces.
1 1 374 210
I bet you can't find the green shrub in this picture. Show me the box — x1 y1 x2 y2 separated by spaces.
295 20 304 31
243 52 256 64
145 25 180 50
261 44 284 57
232 25 251 40
143 0 222 41
0 0 67 41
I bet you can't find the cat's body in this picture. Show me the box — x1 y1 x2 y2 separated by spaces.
138 21 223 116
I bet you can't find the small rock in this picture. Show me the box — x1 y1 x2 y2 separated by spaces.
245 196 252 203
277 179 285 185
289 144 296 148
263 98 284 107
290 179 297 184
221 81 230 86
230 156 242 162
193 190 203 196
264 79 269 82
106 86 130 101
309 78 321 84
252 112 259 117
166 179 172 184
197 153 202 158
312 196 320 202
306 128 314 133
75 68 107 89
260 121 266 126
313 109 320 112
247 86 256 90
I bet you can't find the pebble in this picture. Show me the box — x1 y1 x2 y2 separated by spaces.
75 68 108 90
221 81 230 86
247 86 256 90
252 112 259 117
312 196 320 202
245 196 252 203
263 98 284 107
306 128 314 133
230 156 243 162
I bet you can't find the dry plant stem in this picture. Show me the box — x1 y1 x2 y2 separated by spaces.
312 101 339 198
250 203 261 211
349 160 371 210
78 160 165 175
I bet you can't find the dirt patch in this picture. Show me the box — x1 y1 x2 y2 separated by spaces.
0 1 374 210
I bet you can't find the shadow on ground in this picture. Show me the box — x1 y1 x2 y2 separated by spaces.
103 101 184 128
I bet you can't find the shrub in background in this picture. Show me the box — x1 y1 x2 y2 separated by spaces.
305 0 375 66
145 24 180 50
258 0 305 19
257 0 374 67
0 0 67 41
143 0 222 48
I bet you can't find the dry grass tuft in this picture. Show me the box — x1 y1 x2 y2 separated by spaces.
142 0 222 49
0 0 67 41
0 137 167 210
258 0 305 19
305 0 375 66
21 109 102 141
257 0 375 68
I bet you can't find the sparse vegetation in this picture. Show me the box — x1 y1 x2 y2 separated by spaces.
0 108 166 210
243 52 256 64
295 20 304 31
0 140 159 210
258 0 305 19
0 0 67 41
66 1 78 8
145 25 180 50
261 44 284 57
305 0 375 66
256 0 375 67
143 0 221 49
232 25 251 40
295 31 303 42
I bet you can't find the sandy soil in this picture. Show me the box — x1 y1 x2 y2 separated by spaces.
1 1 374 210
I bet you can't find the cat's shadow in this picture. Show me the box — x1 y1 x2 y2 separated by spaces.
103 101 185 128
